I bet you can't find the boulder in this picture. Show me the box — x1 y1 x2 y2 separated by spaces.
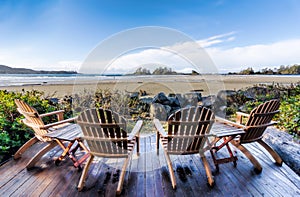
182 93 199 107
150 103 168 121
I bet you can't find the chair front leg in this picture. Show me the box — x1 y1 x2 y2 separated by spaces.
164 151 176 189
200 154 214 187
231 141 262 173
78 154 94 191
117 156 131 195
257 139 283 166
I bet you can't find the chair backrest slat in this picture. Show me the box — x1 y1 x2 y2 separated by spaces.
15 99 48 141
166 106 214 154
77 108 129 157
242 99 280 143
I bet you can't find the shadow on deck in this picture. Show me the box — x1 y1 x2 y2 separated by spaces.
0 130 300 197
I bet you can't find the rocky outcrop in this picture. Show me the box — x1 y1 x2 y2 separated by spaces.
150 92 202 120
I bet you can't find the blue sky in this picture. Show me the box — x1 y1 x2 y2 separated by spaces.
1 0 300 73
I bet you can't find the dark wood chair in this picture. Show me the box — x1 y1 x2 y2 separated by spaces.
76 108 143 195
154 106 215 189
216 99 282 173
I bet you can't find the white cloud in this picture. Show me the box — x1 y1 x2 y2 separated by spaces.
105 32 300 74
104 32 236 74
107 48 193 74
207 39 300 73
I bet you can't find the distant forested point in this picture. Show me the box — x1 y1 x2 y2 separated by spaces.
130 66 199 75
0 65 77 74
229 64 300 75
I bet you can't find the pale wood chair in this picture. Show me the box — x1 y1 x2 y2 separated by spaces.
216 99 282 173
76 108 143 195
14 99 82 169
154 106 215 189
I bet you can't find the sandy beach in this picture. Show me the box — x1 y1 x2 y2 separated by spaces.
1 75 299 98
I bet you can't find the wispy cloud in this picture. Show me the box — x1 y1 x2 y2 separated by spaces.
197 31 236 47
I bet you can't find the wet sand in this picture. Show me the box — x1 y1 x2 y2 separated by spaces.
1 75 299 98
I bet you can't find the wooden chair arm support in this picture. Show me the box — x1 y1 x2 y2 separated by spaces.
236 111 250 124
245 121 277 130
236 111 250 118
153 118 168 137
43 117 77 129
128 120 143 140
215 116 246 129
40 110 65 121
23 117 77 129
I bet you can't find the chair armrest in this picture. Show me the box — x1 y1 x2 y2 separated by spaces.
128 120 143 140
39 110 64 117
40 110 65 121
153 118 168 137
43 117 77 129
215 116 246 129
236 111 250 118
236 111 250 124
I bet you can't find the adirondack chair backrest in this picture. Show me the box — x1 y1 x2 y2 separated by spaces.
241 99 280 143
77 108 130 158
15 99 48 141
166 106 215 155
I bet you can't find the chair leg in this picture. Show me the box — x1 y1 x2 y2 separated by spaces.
78 154 94 191
164 151 176 189
257 139 283 166
14 136 39 159
156 132 160 154
200 155 214 187
232 142 262 173
26 142 57 169
117 156 131 195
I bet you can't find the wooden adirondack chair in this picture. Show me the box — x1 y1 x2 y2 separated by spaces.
14 99 81 169
76 108 143 195
216 99 282 173
154 106 215 189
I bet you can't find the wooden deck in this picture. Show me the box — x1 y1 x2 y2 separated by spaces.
1 128 300 197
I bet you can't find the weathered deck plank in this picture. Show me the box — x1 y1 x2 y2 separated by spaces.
0 130 300 197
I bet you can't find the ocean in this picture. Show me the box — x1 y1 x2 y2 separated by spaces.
0 74 116 87
0 74 299 87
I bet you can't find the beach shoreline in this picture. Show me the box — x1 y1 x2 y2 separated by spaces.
1 75 299 98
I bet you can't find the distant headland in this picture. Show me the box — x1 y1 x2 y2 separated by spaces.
0 65 77 74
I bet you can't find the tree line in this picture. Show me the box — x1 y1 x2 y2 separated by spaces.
131 66 178 75
230 64 300 75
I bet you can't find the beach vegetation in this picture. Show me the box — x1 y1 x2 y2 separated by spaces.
152 66 177 75
231 64 300 75
131 66 179 75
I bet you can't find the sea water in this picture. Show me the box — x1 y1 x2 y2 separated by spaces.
0 74 116 86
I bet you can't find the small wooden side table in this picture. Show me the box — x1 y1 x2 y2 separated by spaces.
210 128 245 172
